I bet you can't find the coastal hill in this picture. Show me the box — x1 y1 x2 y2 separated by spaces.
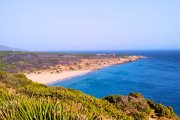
0 70 178 120
0 45 22 51
0 51 141 73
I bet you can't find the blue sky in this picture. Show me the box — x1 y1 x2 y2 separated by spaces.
0 0 180 51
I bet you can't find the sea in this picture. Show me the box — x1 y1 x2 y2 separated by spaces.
49 50 180 116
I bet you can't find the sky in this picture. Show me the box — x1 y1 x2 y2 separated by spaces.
0 0 180 51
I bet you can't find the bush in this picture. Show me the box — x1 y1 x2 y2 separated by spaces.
103 95 120 103
131 112 149 120
129 92 143 98
0 70 7 79
69 67 75 70
147 99 176 118
13 73 28 79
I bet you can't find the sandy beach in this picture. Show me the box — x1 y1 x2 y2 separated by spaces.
25 55 143 84
25 70 90 84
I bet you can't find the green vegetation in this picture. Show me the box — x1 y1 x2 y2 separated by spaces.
0 95 76 120
103 94 151 120
129 92 143 98
103 93 179 120
0 70 179 120
0 70 131 120
147 99 176 118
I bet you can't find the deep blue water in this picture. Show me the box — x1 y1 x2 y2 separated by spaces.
49 50 180 115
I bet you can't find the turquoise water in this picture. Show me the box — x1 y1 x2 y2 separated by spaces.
49 50 180 115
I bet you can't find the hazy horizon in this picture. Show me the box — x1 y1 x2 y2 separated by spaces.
0 0 180 51
1 44 180 52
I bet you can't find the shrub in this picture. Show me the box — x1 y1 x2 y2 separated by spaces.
103 95 120 103
131 112 148 120
69 67 75 70
147 99 176 118
13 73 27 79
0 70 8 79
129 92 143 98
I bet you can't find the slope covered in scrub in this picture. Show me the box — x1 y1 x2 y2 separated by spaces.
0 70 179 120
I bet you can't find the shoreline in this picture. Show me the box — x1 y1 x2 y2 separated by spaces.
47 70 93 85
25 56 144 84
47 62 124 85
25 70 91 84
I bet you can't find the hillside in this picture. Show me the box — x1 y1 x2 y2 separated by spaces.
0 45 22 51
0 70 179 120
0 51 142 73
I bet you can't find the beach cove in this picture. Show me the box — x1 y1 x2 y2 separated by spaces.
25 55 143 84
